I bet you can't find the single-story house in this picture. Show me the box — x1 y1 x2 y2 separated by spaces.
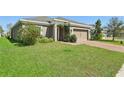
11 16 93 42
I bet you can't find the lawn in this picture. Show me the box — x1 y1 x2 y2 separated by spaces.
0 37 124 77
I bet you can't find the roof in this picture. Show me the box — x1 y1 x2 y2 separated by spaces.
54 17 88 25
22 16 53 22
20 16 52 26
19 16 93 28
54 17 93 28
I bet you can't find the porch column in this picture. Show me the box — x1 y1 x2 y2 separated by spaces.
57 27 59 40
88 29 91 40
54 24 57 42
71 27 74 35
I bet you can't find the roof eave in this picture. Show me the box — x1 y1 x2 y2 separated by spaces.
70 22 93 29
20 19 50 26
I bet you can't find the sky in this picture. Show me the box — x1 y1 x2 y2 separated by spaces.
1 16 124 31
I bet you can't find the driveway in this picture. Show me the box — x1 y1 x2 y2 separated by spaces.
82 41 124 53
61 41 124 52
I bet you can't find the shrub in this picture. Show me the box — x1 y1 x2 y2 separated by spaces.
38 37 54 43
70 34 77 42
64 34 70 42
6 35 11 40
98 33 103 40
22 32 36 45
120 41 123 44
49 38 54 42
93 33 103 40
21 25 40 45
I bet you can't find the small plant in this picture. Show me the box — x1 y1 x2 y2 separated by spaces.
120 41 123 44
70 34 77 42
97 33 103 40
49 38 54 42
64 34 77 42
38 37 54 43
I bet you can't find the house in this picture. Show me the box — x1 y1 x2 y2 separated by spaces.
116 32 124 41
11 16 93 42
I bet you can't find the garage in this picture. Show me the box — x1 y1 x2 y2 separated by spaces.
73 29 88 42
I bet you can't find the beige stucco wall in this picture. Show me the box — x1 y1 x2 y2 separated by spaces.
40 26 47 36
40 25 54 38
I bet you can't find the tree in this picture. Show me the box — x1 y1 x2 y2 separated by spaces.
0 26 3 33
7 23 13 38
107 17 124 41
7 23 13 32
91 19 103 40
0 25 4 37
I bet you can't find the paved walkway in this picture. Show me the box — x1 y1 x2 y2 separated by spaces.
116 64 124 77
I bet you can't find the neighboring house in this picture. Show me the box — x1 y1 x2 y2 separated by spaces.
118 32 124 37
11 16 93 42
116 32 124 41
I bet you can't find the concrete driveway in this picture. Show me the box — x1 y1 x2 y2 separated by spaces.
82 41 124 53
61 40 124 52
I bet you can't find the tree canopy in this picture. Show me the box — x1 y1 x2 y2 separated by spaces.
95 19 102 34
0 25 4 33
107 17 124 41
91 19 103 40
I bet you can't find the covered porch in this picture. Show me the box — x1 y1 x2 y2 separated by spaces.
53 23 70 42
53 24 91 42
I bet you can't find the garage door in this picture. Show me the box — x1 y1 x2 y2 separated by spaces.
73 29 88 42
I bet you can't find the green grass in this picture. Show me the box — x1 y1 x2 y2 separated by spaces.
98 40 124 46
0 37 124 77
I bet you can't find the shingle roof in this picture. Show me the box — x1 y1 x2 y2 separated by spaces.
55 17 89 25
21 16 93 28
22 16 53 22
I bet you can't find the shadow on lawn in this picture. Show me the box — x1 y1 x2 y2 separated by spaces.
14 43 27 47
63 49 72 52
7 38 28 47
